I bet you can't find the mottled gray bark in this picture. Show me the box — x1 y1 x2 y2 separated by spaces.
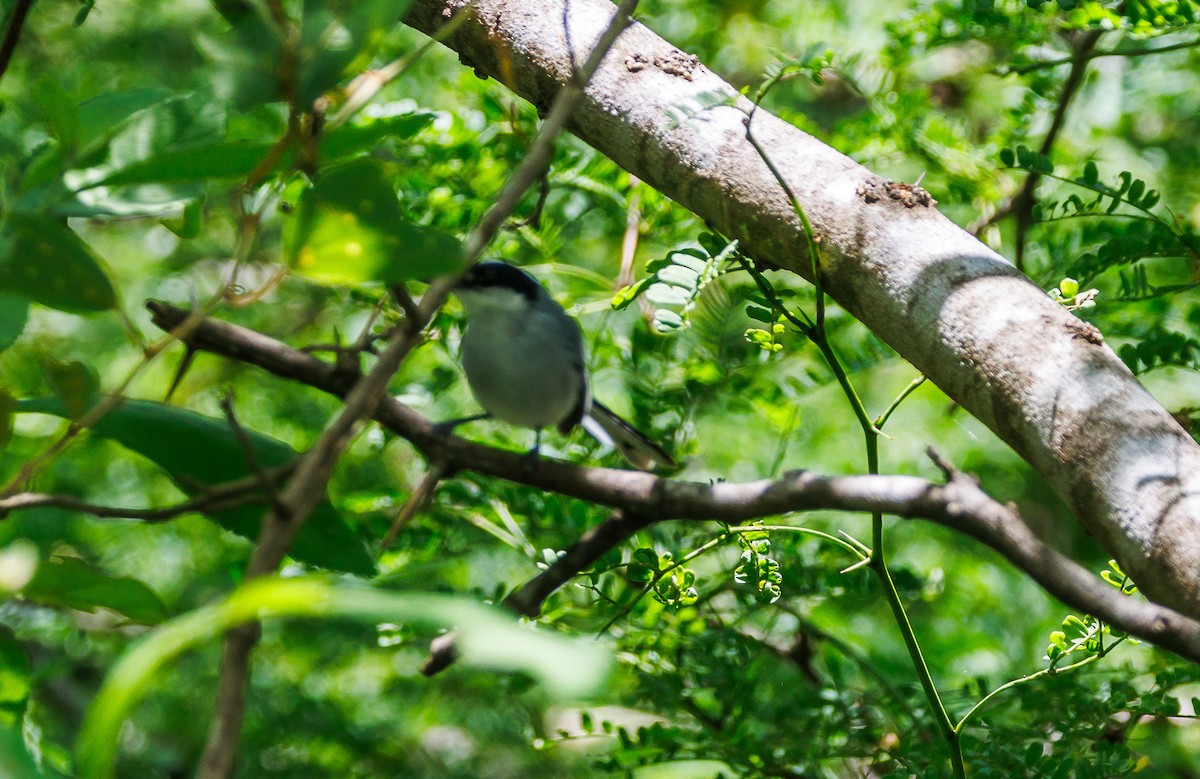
404 0 1200 617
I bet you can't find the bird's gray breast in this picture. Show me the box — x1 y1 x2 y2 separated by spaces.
461 302 587 430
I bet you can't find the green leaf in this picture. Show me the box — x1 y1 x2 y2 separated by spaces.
1081 160 1098 186
285 158 464 284
1014 145 1053 173
46 94 232 216
1116 171 1133 196
632 547 660 571
107 94 225 170
745 305 774 323
16 398 376 576
0 294 28 351
611 279 651 310
161 197 205 239
42 359 100 420
73 113 433 191
77 88 173 157
35 77 81 154
317 112 435 159
74 0 96 26
0 723 38 779
77 141 272 188
619 245 728 330
999 147 1015 167
296 0 409 105
653 309 684 331
77 577 613 777
200 1 413 110
0 390 13 455
17 142 65 195
0 216 117 313
54 184 204 219
22 557 169 625
645 284 691 307
626 563 654 583
0 627 30 725
196 13 284 109
645 284 692 307
1127 178 1145 204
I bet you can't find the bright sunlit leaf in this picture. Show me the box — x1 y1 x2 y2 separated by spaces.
285 158 463 284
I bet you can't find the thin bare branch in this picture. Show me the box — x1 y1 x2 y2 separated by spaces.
381 462 448 552
0 465 291 522
1002 36 1200 75
221 394 281 502
974 29 1104 263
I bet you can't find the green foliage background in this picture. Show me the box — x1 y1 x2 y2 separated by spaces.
1 0 1199 776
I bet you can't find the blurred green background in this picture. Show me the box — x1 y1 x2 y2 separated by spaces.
1 0 1199 776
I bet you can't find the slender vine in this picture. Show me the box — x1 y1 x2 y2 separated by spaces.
743 75 964 776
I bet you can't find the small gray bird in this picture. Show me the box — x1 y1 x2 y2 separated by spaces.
450 261 675 470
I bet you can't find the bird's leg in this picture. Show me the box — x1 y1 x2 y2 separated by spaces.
433 413 490 436
523 429 543 470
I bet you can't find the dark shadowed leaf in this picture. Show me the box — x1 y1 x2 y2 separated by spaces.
0 390 13 454
0 216 116 313
16 398 376 576
42 359 99 420
0 294 28 352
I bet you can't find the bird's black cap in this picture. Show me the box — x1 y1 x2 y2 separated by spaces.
457 261 542 301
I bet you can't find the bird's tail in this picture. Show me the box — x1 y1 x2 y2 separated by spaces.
582 401 676 470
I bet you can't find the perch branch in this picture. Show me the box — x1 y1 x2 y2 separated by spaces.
146 301 1200 668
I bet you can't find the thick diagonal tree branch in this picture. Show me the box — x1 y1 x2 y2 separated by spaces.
402 0 1200 620
146 301 1200 665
